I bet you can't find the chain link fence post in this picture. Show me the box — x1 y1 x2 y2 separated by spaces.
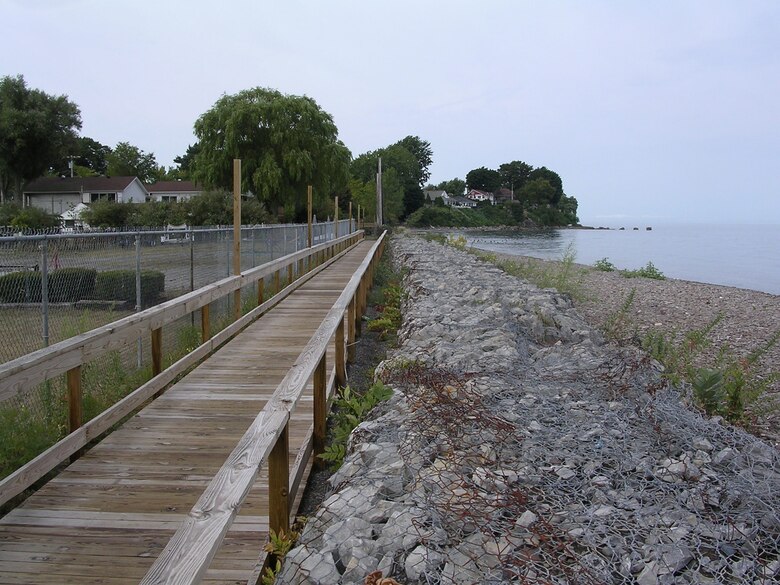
135 233 142 369
40 238 49 348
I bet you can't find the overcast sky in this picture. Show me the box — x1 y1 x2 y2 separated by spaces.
2 0 778 226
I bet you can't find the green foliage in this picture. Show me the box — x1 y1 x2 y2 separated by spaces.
93 270 165 305
193 87 351 221
0 75 82 200
9 206 61 229
435 177 466 197
49 268 97 302
446 234 467 249
594 257 617 272
0 400 64 480
0 270 42 302
603 288 636 341
643 316 779 422
621 261 665 280
318 382 394 468
475 244 586 301
81 200 133 228
351 136 433 220
466 166 501 192
405 204 518 228
106 141 160 183
498 161 533 191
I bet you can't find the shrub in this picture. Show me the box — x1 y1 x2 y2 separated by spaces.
0 270 42 302
93 270 165 305
49 268 97 302
622 261 665 280
594 257 616 272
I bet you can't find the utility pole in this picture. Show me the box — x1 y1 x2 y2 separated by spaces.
376 157 383 226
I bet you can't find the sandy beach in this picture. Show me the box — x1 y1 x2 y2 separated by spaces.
492 251 780 445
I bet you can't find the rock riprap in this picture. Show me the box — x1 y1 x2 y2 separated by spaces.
277 233 780 585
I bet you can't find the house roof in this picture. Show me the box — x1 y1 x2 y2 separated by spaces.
24 176 138 194
145 180 203 193
424 189 449 201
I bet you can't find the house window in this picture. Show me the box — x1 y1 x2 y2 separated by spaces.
161 195 177 203
90 192 116 202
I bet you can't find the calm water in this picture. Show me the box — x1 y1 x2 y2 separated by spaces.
455 224 780 295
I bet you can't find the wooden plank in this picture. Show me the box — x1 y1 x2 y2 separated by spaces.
67 366 82 434
268 423 290 534
335 316 346 388
151 328 162 378
313 354 327 465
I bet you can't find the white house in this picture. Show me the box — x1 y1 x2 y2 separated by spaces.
451 196 477 209
23 176 149 214
466 189 495 205
145 180 204 203
423 189 452 206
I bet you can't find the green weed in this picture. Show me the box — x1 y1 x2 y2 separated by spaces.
622 261 665 280
594 257 616 272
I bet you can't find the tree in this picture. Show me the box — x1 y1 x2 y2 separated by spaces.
50 136 112 177
435 178 466 197
397 136 433 187
528 166 563 204
518 178 558 206
107 142 160 182
0 75 82 202
80 201 133 228
498 161 533 192
173 143 200 180
192 87 351 220
466 167 501 193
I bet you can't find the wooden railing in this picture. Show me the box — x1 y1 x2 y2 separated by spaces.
139 231 386 585
0 231 365 508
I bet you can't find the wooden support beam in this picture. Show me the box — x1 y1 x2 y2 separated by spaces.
274 270 280 295
347 298 356 363
355 282 363 337
313 354 327 468
257 279 264 306
287 263 293 285
67 366 82 434
151 327 162 377
335 316 346 388
298 258 304 278
268 422 290 534
201 304 211 342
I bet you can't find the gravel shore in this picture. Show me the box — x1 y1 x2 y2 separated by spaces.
492 252 780 444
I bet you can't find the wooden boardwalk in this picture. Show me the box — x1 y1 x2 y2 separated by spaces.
0 239 378 585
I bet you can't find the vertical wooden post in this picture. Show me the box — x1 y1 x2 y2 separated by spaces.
347 298 357 363
67 366 82 434
355 281 363 337
274 270 280 294
336 316 346 388
298 258 304 277
201 305 211 341
313 354 327 467
257 279 264 306
151 328 162 377
268 422 290 534
287 263 293 285
334 196 339 239
233 159 242 321
307 185 313 249
348 202 353 233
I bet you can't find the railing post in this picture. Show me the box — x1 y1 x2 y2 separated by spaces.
269 422 290 534
336 316 346 388
274 270 280 295
347 298 357 363
313 354 327 468
257 278 264 306
298 257 304 277
67 366 82 433
355 281 364 337
201 304 211 341
287 263 293 285
151 327 162 377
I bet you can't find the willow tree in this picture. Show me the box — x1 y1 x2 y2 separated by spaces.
192 87 351 220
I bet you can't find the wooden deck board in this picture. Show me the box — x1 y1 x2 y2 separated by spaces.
0 240 375 585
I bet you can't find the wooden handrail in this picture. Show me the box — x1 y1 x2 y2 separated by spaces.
139 231 386 585
0 232 362 402
0 232 364 508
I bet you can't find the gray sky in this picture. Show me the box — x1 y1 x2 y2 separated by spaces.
2 0 778 226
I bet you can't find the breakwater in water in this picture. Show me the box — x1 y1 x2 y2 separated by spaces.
277 233 780 585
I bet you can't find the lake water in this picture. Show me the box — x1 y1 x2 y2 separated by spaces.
453 224 780 295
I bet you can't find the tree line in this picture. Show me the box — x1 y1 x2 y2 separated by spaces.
0 74 578 229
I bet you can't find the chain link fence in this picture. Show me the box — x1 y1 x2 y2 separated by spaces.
0 219 352 484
